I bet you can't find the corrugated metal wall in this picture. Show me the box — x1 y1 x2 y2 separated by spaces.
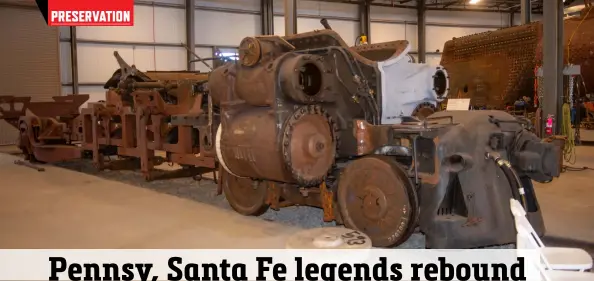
0 5 61 145
57 0 519 106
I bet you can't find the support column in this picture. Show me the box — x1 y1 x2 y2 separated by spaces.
509 12 515 27
417 0 426 63
359 2 371 43
284 0 297 36
520 0 532 24
261 0 274 35
69 26 79 95
542 0 563 134
185 0 196 71
556 0 565 131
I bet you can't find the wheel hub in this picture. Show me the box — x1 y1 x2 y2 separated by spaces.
362 186 389 220
282 105 337 186
305 134 328 158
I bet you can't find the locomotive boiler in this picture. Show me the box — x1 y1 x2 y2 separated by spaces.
209 25 562 248
440 6 594 109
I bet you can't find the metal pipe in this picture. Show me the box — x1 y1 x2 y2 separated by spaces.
284 0 297 35
417 0 427 63
182 43 213 70
62 83 105 87
320 18 332 30
520 0 532 24
132 0 538 14
69 27 79 95
268 0 274 34
65 39 183 47
60 38 237 52
185 0 196 71
260 0 274 35
370 19 506 28
556 0 564 133
261 0 268 35
359 2 371 43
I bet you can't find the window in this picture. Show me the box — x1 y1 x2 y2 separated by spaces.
212 47 239 68
219 52 238 60
216 48 238 61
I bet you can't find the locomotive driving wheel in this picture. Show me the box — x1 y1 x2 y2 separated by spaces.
337 155 419 247
222 170 269 216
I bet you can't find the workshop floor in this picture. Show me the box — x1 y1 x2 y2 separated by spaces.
0 151 299 249
533 143 594 244
0 144 592 250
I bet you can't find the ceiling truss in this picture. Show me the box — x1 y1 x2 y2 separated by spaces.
318 0 580 13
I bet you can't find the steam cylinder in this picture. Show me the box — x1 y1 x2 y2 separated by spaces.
217 108 291 182
217 105 336 186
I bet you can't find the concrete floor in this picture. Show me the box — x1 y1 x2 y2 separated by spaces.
0 152 298 249
534 144 594 244
0 144 592 249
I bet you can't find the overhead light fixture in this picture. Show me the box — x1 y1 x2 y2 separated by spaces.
469 0 480 4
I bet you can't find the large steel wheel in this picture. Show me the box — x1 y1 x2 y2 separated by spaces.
222 170 269 216
337 155 419 247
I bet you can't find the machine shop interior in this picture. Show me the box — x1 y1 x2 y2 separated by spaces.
1 0 594 255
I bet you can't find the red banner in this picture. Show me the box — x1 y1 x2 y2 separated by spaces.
47 0 134 26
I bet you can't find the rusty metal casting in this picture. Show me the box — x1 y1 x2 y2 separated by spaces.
1 52 219 183
79 52 218 181
0 95 87 163
211 20 562 249
440 7 594 109
0 20 567 249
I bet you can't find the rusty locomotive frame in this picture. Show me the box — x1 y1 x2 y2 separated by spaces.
1 52 219 183
0 20 563 249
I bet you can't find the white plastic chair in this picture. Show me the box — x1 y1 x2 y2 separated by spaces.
534 255 594 281
544 269 594 281
510 198 593 272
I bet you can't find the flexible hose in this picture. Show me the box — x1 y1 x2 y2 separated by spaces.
499 165 528 208
486 153 528 208
562 103 577 164
498 161 528 208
